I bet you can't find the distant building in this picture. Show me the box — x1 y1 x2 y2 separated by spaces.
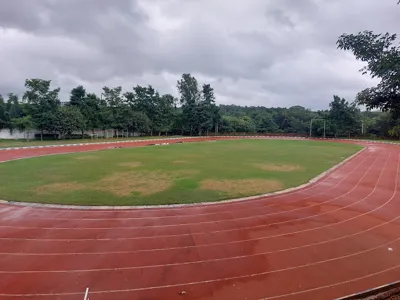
60 101 70 106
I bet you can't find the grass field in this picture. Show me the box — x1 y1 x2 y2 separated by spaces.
0 139 362 206
0 136 181 149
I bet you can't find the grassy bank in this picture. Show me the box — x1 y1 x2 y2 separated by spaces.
0 139 362 206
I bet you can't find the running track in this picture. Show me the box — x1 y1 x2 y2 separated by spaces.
0 137 399 300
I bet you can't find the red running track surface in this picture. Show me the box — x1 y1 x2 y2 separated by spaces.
0 137 399 300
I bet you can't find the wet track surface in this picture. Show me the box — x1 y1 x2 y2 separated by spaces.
0 137 399 300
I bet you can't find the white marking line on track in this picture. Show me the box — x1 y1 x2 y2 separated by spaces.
2 216 399 274
1 239 400 297
0 147 370 222
0 145 398 296
0 155 400 268
0 152 398 275
83 287 89 300
0 143 398 297
0 147 387 240
0 140 367 213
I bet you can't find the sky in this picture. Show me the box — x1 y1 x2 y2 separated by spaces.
0 0 398 110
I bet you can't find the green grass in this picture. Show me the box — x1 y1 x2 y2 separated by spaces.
0 135 181 149
0 139 362 206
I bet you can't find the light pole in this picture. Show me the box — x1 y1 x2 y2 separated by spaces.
361 120 364 135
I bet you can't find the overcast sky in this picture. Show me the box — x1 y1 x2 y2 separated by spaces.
0 0 398 109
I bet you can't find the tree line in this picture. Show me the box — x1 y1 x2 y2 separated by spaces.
0 73 396 140
0 74 220 140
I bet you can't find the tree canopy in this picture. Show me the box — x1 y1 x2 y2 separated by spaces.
337 31 400 116
0 73 396 141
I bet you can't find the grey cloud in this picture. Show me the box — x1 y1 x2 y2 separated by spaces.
0 0 398 109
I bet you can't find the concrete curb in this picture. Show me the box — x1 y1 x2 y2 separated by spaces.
335 280 400 299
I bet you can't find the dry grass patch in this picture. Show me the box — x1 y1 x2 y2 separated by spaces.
255 163 304 172
93 169 198 197
119 162 142 168
36 182 85 194
94 171 172 197
201 179 284 196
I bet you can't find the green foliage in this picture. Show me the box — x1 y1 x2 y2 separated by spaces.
55 106 86 138
388 123 400 138
0 95 7 130
11 116 34 141
6 93 24 120
131 111 151 134
153 94 175 135
12 115 34 132
337 30 400 121
328 95 362 136
22 79 60 140
176 74 220 135
69 85 86 107
0 73 396 140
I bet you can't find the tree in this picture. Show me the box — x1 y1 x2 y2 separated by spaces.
23 79 61 140
55 106 86 139
220 115 239 133
153 94 175 136
201 84 217 135
6 93 24 120
69 85 86 107
337 31 400 120
131 112 151 134
82 93 104 132
329 95 362 137
129 85 160 135
102 86 124 132
0 95 7 130
253 113 279 133
11 116 34 141
177 74 218 135
220 115 256 134
177 74 201 135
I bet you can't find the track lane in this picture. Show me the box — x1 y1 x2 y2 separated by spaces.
0 147 381 236
0 138 399 300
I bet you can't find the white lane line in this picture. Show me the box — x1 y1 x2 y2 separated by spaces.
0 152 398 264
0 151 396 266
1 218 399 274
0 147 369 222
0 148 382 231
1 238 400 297
2 210 399 258
0 147 387 240
83 287 89 300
